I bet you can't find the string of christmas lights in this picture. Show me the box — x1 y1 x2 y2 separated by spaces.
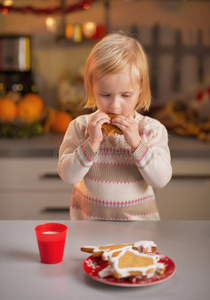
0 0 99 15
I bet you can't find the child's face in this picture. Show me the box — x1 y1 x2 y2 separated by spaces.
93 70 141 118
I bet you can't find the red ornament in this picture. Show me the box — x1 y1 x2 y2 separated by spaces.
91 25 106 40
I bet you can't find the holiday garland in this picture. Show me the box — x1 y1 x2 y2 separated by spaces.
0 0 99 15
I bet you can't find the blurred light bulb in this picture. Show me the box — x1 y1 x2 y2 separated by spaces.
65 24 73 39
83 22 97 39
3 0 13 6
45 17 57 33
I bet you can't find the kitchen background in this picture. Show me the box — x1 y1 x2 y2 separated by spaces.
0 0 210 220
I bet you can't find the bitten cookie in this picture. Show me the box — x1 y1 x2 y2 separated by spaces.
102 113 123 136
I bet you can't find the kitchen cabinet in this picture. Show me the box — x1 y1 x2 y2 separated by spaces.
0 157 73 220
156 157 210 220
0 133 210 220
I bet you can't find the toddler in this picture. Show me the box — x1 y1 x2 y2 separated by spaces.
58 32 172 220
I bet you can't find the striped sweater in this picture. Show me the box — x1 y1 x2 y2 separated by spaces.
58 111 172 220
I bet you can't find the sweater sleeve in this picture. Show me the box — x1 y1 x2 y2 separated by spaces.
57 116 97 185
132 120 172 189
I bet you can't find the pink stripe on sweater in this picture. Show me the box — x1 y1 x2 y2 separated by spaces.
87 177 142 184
71 205 159 221
93 161 135 167
80 144 92 162
136 146 149 163
73 187 154 208
139 129 152 137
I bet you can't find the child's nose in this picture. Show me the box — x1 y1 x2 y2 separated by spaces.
110 97 120 109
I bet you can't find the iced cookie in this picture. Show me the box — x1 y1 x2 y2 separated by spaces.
99 249 165 280
81 240 157 260
81 243 133 260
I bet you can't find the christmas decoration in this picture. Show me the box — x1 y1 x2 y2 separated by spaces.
0 0 98 15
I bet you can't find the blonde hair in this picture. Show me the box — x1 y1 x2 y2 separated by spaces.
84 31 151 111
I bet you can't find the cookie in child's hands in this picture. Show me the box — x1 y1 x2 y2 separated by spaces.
102 113 123 136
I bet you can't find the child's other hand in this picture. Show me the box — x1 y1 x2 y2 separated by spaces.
111 115 141 151
88 112 110 152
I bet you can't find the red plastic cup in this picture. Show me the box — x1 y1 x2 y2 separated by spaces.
35 223 67 264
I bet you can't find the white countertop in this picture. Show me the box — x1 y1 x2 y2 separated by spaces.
0 133 64 157
0 220 209 300
0 132 210 158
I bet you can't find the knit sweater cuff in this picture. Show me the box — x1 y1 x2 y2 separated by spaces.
132 139 153 168
79 138 97 164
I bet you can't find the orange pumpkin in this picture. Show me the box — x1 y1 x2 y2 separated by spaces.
51 111 72 133
0 97 18 122
17 93 44 121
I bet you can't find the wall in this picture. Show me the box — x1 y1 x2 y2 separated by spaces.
110 1 210 43
0 1 210 107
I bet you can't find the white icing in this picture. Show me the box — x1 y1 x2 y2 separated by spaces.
148 253 160 262
89 243 132 260
98 266 112 278
102 244 133 260
109 249 157 278
156 263 165 274
92 243 114 254
133 241 157 253
157 262 165 269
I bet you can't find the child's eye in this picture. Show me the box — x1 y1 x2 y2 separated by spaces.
101 94 110 97
122 94 130 98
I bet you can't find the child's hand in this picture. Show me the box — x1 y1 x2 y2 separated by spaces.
88 112 110 152
111 115 141 151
